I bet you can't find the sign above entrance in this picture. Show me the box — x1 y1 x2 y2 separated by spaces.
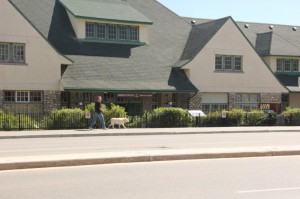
117 93 153 98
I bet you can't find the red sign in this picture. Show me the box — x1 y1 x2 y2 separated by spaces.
117 93 153 98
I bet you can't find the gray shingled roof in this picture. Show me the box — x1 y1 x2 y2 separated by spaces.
10 0 197 93
184 17 300 57
59 0 153 24
180 17 229 62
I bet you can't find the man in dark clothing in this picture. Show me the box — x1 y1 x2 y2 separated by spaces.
89 96 107 130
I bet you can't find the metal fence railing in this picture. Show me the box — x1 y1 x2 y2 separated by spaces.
0 112 295 131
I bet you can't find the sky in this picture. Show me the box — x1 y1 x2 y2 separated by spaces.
157 0 300 26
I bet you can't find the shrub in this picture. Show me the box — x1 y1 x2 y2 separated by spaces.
245 110 266 126
283 108 300 126
0 110 18 130
85 103 128 128
45 108 85 129
142 107 193 128
226 109 245 126
201 111 223 127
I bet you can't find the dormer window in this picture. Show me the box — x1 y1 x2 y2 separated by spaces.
59 0 153 46
85 22 139 43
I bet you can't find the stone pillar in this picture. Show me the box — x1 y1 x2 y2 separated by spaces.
43 91 61 114
228 93 235 110
0 90 3 111
188 92 201 109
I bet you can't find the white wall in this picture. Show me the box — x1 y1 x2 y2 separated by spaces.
0 0 71 91
185 18 287 94
66 12 149 43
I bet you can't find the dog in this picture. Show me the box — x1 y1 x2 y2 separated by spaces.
108 118 129 129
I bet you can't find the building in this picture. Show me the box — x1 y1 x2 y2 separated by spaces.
0 0 294 115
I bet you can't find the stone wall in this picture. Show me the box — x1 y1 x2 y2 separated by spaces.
228 93 236 110
0 90 3 111
188 92 201 109
43 91 61 114
260 93 281 103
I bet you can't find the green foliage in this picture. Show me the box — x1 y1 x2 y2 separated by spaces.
139 107 193 128
226 109 245 126
245 110 266 126
283 108 300 126
201 109 245 127
0 110 18 130
45 108 85 129
201 111 223 127
85 103 128 127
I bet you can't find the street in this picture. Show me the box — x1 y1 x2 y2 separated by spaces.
1 156 300 199
1 132 300 157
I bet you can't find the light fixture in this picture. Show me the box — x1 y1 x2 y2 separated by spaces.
244 24 250 29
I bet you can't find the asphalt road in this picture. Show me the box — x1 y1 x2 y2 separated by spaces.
1 132 300 158
1 156 300 199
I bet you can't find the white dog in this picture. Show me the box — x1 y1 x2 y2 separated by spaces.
108 118 129 129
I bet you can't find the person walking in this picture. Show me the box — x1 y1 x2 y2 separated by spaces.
89 96 107 130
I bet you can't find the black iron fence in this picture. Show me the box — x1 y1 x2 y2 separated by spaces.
0 112 295 131
0 112 202 131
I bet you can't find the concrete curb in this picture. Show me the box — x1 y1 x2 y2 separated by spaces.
1 147 300 171
1 128 300 139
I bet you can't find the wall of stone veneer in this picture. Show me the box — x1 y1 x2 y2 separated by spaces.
43 91 61 114
228 93 236 110
0 90 3 110
188 92 201 110
260 93 281 103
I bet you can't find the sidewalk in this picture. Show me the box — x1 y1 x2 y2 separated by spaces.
1 126 300 139
1 126 300 171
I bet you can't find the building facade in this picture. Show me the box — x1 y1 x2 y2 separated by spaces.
0 0 297 115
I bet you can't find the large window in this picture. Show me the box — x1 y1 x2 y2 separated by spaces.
0 42 25 63
215 55 243 72
235 93 259 111
3 91 43 114
202 104 228 113
85 22 139 42
277 59 298 72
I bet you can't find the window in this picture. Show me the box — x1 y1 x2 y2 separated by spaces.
235 93 259 112
4 91 15 102
30 91 42 102
0 43 9 62
85 22 140 43
86 23 95 38
215 55 243 71
277 59 299 72
83 93 91 103
119 26 128 40
13 44 25 63
97 24 106 39
108 25 117 40
129 26 139 41
4 91 42 102
0 42 25 63
4 91 43 114
201 104 228 113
